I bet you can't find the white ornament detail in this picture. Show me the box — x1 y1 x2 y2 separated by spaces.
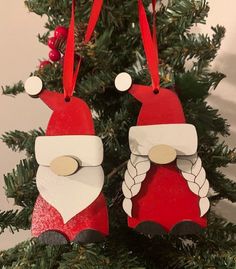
24 76 43 96
129 124 198 156
35 135 103 167
176 153 210 217
37 165 104 223
122 153 151 217
115 72 132 92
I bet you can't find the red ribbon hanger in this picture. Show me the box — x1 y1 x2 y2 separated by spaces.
138 0 160 91
63 0 103 100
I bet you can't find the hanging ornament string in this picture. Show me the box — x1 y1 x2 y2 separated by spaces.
138 0 160 91
151 0 159 69
63 0 103 100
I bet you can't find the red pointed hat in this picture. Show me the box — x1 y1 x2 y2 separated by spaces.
129 85 186 125
115 74 186 126
39 90 95 136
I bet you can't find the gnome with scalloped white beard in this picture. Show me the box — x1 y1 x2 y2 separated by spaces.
24 77 108 245
115 72 210 236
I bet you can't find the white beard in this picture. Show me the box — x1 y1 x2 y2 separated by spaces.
36 166 104 223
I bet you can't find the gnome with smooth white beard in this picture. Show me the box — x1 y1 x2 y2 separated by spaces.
24 77 108 245
115 72 210 236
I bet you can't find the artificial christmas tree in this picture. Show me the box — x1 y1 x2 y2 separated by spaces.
1 0 236 268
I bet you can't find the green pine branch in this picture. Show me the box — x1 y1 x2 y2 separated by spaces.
158 0 210 33
25 0 71 23
208 142 236 168
0 214 236 268
202 71 226 90
168 215 236 269
4 158 38 207
161 29 225 72
0 239 145 269
207 170 236 203
1 128 45 157
1 81 25 96
186 25 225 61
184 100 229 137
0 207 33 235
34 62 63 92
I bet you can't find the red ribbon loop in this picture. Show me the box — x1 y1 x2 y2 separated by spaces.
138 0 160 90
63 0 103 99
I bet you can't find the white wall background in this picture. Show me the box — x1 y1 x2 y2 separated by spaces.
0 0 235 250
0 1 49 250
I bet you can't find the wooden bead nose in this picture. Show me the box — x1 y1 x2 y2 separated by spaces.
50 156 79 176
148 145 177 164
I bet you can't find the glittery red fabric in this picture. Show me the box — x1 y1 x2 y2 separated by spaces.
32 194 108 240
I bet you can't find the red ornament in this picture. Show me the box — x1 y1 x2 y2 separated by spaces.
30 90 109 244
26 0 105 245
54 26 68 40
126 84 208 235
48 37 58 49
39 60 51 69
49 49 61 62
114 0 209 237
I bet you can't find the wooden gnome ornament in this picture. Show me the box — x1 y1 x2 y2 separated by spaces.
24 0 108 245
114 0 210 236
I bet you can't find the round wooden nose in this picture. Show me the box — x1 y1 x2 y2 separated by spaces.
148 145 177 164
50 156 79 176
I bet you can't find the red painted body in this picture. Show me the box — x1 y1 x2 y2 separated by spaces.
31 90 109 240
127 85 207 232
